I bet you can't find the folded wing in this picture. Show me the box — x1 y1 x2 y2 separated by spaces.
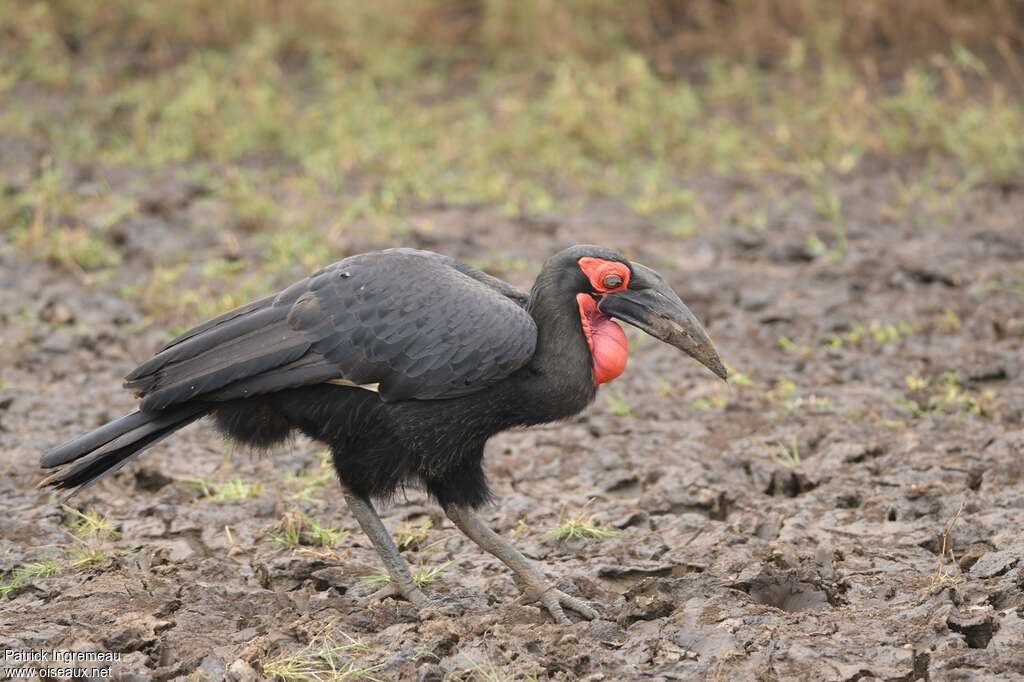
124 249 537 411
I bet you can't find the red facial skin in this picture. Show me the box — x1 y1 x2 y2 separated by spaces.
576 258 631 385
578 257 631 293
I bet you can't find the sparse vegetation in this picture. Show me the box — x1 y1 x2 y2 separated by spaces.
768 437 802 469
693 392 728 411
456 655 539 682
898 370 999 419
355 573 392 588
59 507 116 572
63 505 117 540
412 562 450 588
395 518 433 551
0 560 62 599
546 502 622 542
3 3 1023 330
930 501 966 592
604 393 633 417
260 630 379 682
182 476 263 500
725 365 753 388
271 509 347 550
285 454 337 501
68 544 108 568
356 562 450 590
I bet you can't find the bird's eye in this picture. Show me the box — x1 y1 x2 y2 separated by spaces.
602 274 623 289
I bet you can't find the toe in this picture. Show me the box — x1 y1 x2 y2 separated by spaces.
541 593 570 624
538 589 599 624
566 597 600 620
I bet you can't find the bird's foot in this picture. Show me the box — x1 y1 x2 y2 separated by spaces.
518 584 601 624
369 581 432 608
369 581 463 616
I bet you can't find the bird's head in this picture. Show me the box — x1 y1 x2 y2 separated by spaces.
544 245 727 385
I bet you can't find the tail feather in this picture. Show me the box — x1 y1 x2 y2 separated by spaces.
42 410 153 468
39 404 209 493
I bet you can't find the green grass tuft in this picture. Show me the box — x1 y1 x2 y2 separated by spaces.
0 560 62 599
182 476 264 501
546 503 622 542
272 509 347 550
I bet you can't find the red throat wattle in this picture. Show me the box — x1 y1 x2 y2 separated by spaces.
576 293 628 385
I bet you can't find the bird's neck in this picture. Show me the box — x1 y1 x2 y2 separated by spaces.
516 273 598 421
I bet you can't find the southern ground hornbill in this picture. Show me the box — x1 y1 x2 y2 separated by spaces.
40 245 726 623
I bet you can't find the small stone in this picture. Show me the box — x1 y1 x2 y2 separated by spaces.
969 549 1020 579
310 566 350 592
198 656 226 682
226 659 259 682
102 613 171 653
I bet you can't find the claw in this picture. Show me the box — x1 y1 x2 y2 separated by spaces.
369 581 433 608
369 581 464 616
521 585 601 624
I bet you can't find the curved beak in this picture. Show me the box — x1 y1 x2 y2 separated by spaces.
598 264 727 381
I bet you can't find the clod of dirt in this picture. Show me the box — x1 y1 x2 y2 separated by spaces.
611 510 649 529
956 542 993 572
134 467 175 492
893 262 961 288
947 612 998 649
103 612 173 654
226 659 259 682
764 469 817 498
598 562 679 593
309 566 350 593
964 357 1011 383
969 548 1021 579
498 604 548 625
419 619 461 657
38 298 76 325
641 483 730 519
617 577 699 625
198 655 226 680
817 441 885 467
254 555 328 590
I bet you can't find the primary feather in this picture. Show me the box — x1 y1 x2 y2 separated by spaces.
123 248 536 410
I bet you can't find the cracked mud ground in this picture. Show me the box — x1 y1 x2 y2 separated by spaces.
2 162 1022 681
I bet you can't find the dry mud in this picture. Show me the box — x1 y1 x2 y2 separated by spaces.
2 158 1024 680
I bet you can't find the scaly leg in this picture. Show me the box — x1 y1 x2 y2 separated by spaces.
341 486 432 608
445 504 600 624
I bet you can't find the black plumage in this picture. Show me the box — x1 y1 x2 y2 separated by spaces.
125 249 536 410
40 244 726 622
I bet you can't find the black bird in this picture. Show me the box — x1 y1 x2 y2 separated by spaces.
40 245 726 622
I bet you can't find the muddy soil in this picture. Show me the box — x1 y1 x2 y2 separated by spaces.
2 156 1024 681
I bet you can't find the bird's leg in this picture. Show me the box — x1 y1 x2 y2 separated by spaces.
444 504 600 624
340 486 432 608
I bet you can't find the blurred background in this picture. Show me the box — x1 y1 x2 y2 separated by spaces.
2 0 1022 331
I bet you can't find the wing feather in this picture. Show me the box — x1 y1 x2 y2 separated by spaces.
124 248 536 410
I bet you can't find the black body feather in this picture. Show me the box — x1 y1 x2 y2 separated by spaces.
42 246 611 507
